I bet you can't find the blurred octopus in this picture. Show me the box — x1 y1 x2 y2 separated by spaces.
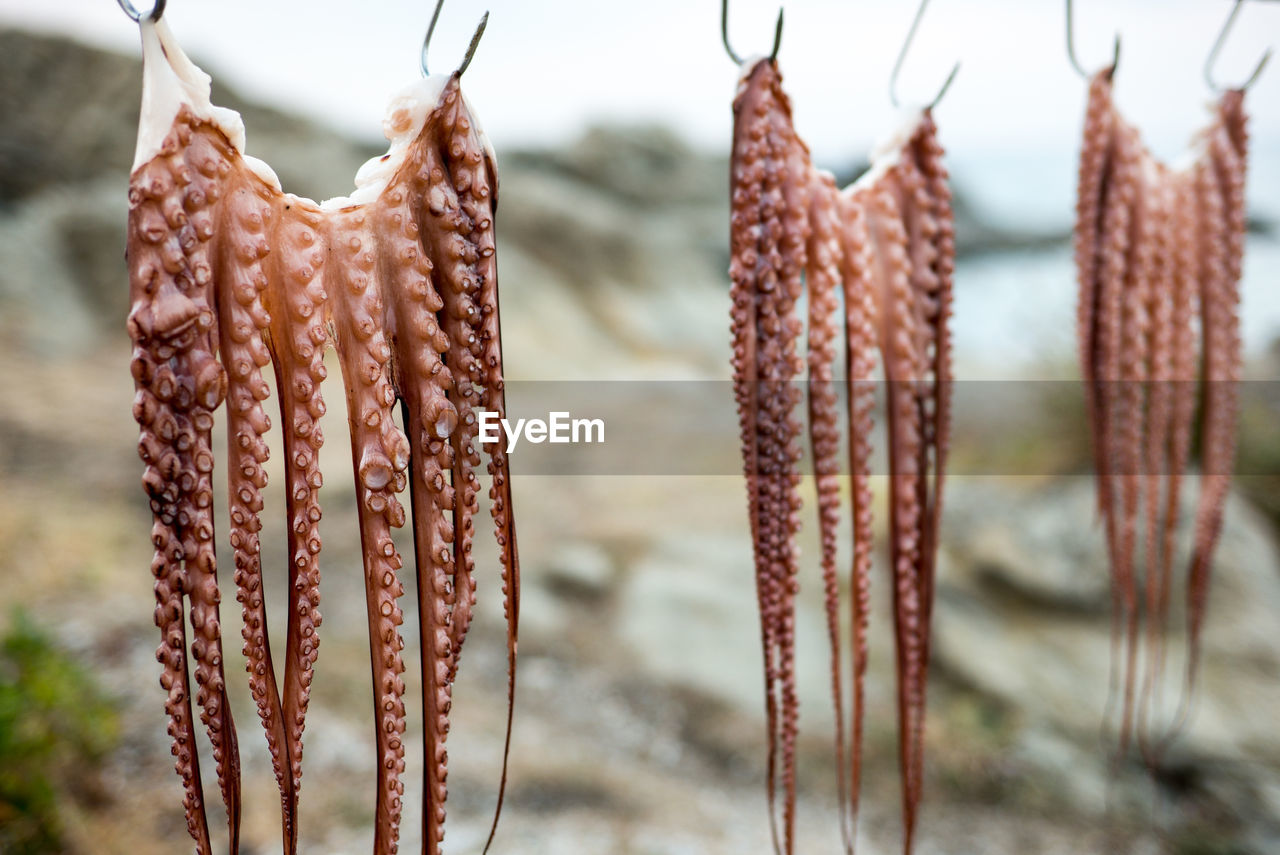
728 38 954 855
1074 61 1252 760
123 7 517 855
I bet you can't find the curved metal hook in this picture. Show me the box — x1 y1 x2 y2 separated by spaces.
1066 0 1120 80
116 0 166 23
721 0 784 66
1205 0 1272 92
889 0 960 110
422 0 489 78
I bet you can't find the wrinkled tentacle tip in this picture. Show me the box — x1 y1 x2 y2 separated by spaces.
117 0 165 23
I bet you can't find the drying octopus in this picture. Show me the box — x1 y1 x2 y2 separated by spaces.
125 16 517 855
730 56 952 855
1075 66 1249 759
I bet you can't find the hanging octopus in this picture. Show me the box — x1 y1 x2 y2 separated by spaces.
124 8 518 855
1074 61 1251 759
728 41 954 855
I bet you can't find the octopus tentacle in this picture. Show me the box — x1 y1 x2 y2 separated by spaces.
170 139 243 853
804 169 848 850
1185 99 1246 696
892 153 935 827
774 118 811 855
865 163 929 851
328 207 412 855
385 124 461 855
1090 117 1139 738
729 58 789 855
416 79 487 682
1151 169 1200 750
836 184 878 846
729 66 952 852
127 110 236 854
214 167 283 851
1076 68 1116 431
132 301 215 854
911 111 954 653
1136 169 1175 760
1114 146 1156 754
1074 78 1252 761
185 405 243 855
447 85 524 854
262 203 329 847
128 21 519 853
896 113 952 825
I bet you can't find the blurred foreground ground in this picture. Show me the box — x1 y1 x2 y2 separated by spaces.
2 30 1280 855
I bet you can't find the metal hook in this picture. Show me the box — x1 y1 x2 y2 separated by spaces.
422 0 489 78
116 0 166 23
1065 0 1120 80
1205 0 1272 92
721 0 784 66
889 0 960 110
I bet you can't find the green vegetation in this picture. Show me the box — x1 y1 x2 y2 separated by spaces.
0 610 119 855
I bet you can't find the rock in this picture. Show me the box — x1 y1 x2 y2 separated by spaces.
543 542 617 600
509 124 726 209
941 478 1111 613
934 478 1280 841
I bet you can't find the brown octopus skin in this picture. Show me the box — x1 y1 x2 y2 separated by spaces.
263 200 328 845
1091 115 1139 726
397 74 507 854
216 161 288 849
729 58 789 855
1186 92 1247 695
729 64 954 853
836 182 878 848
370 159 457 855
1151 168 1200 751
804 167 850 851
1076 67 1116 475
456 85 523 854
865 163 929 853
130 50 519 853
324 201 415 855
128 109 245 855
1116 143 1157 754
177 149 244 855
910 110 955 651
898 112 952 829
1073 79 1252 760
774 109 812 855
1136 169 1175 760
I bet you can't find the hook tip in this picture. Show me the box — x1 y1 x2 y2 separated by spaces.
928 62 960 111
456 11 489 77
769 7 784 61
1239 47 1272 91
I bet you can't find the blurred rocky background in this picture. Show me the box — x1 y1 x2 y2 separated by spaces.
2 29 1280 855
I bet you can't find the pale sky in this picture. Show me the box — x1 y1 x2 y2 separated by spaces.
5 0 1279 168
